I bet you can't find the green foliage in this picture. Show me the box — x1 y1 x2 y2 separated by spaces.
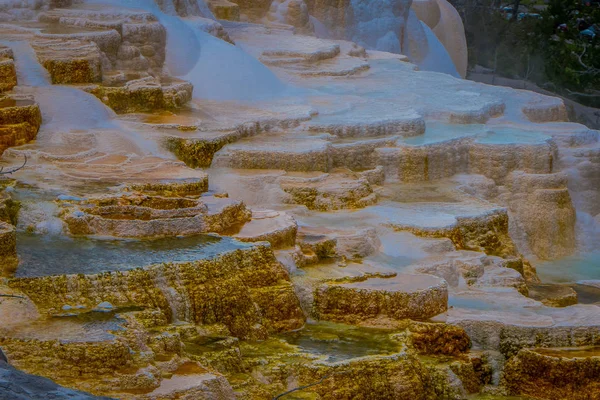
534 0 600 97
457 0 600 105
462 0 543 78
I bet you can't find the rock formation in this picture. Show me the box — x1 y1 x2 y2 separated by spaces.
60 193 251 237
412 0 468 77
0 351 112 400
504 347 600 399
0 95 41 156
0 46 17 92
302 0 466 76
0 0 598 399
267 0 313 33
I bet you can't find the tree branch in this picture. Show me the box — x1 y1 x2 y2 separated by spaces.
571 46 600 76
0 294 25 299
0 155 27 176
565 89 600 98
511 0 521 21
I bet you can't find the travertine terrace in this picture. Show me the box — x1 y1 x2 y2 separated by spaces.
0 0 599 399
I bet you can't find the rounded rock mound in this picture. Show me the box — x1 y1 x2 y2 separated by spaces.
315 273 448 325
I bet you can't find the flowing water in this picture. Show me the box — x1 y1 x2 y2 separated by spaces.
182 27 288 101
1 1 599 398
87 0 287 101
156 0 215 19
344 1 459 76
310 15 331 39
3 40 51 87
195 0 216 20
3 40 117 130
415 21 460 77
536 214 600 284
348 0 406 54
87 0 201 76
5 40 171 158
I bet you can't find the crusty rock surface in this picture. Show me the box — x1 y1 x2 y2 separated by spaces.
504 172 576 259
61 193 251 238
0 95 42 156
315 274 448 324
0 46 17 92
32 37 103 84
503 347 600 399
0 354 112 400
0 221 17 276
405 321 471 356
528 284 578 308
280 171 378 211
86 77 193 113
0 1 599 399
9 244 305 339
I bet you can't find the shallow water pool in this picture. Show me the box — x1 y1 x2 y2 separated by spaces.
400 122 484 146
0 311 126 342
278 321 402 362
475 127 551 145
536 251 600 284
16 233 253 277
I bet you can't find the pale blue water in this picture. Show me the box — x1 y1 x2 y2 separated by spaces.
536 252 600 284
401 122 484 146
3 41 117 130
448 295 513 311
399 124 552 147
1 311 126 342
183 28 288 101
16 233 252 277
475 127 551 145
195 0 216 20
414 20 460 77
0 40 50 87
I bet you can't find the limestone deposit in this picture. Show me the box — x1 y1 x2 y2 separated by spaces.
0 45 17 92
0 95 41 156
60 192 251 238
0 0 598 399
